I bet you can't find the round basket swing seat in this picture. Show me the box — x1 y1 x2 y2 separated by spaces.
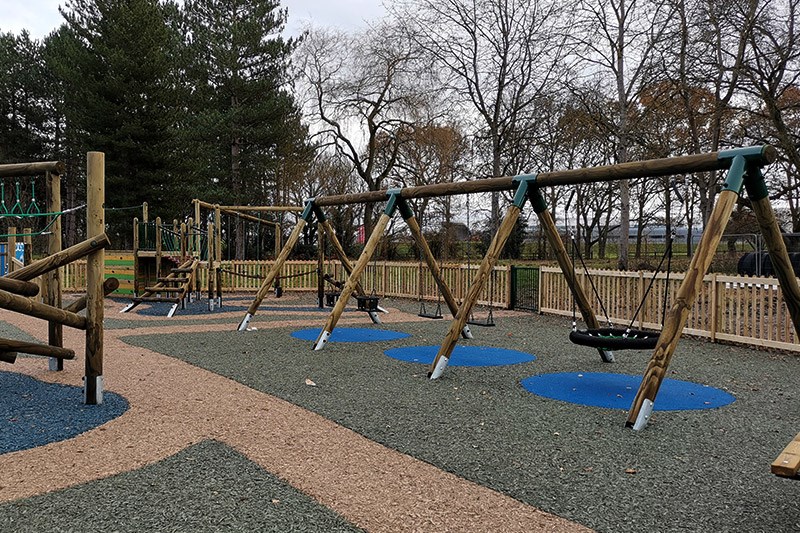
356 295 380 312
569 327 659 351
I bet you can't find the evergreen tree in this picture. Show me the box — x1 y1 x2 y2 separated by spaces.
181 0 310 258
57 0 184 244
0 31 51 163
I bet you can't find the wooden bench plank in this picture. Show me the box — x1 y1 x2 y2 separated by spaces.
772 433 800 478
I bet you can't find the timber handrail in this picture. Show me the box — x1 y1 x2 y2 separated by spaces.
8 233 110 282
0 161 65 177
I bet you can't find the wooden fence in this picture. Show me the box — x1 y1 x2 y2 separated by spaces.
60 258 511 308
539 266 799 352
57 253 800 353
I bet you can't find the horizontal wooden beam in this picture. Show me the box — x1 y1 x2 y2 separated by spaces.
772 433 800 478
0 337 75 359
313 146 777 207
0 161 65 177
0 276 40 297
0 352 17 364
7 233 110 282
194 199 301 212
0 288 87 329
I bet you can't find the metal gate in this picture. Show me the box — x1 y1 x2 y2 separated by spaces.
511 266 539 312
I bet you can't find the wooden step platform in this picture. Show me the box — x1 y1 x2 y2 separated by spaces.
144 286 185 293
171 267 195 273
158 277 189 283
772 433 800 479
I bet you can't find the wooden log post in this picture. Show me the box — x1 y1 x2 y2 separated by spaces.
214 206 222 266
22 227 32 266
208 221 216 309
44 170 64 371
180 222 187 260
312 199 396 351
317 223 324 308
626 155 748 430
194 199 201 257
85 151 105 405
7 226 16 274
155 216 162 281
133 217 140 296
142 201 148 223
744 167 800 339
528 186 614 363
429 183 528 379
237 203 313 331
275 221 282 258
398 197 472 339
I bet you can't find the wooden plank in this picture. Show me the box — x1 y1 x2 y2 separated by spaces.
771 434 800 478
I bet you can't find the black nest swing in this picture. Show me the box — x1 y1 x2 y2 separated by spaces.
568 232 674 352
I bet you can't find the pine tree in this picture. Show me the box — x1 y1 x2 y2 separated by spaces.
181 0 310 257
57 0 184 244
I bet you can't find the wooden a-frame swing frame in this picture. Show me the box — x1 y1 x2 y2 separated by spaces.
239 145 800 431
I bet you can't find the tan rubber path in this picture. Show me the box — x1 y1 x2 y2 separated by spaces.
0 302 592 533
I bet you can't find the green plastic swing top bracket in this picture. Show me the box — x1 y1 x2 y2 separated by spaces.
384 188 403 216
717 145 776 196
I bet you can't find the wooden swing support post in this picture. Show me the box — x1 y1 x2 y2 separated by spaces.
236 201 383 332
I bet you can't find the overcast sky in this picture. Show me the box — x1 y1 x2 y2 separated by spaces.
0 0 386 39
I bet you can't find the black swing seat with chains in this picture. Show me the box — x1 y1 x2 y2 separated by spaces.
569 327 658 350
418 300 444 319
356 294 380 312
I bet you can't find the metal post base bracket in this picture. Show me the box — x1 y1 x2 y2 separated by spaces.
429 356 449 380
238 313 253 332
84 375 104 405
629 398 654 431
313 330 331 351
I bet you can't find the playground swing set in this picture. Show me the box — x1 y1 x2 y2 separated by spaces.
250 145 798 441
0 153 113 405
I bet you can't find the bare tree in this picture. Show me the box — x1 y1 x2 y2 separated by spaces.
571 0 676 269
392 0 571 235
297 23 420 238
739 0 800 229
667 0 757 239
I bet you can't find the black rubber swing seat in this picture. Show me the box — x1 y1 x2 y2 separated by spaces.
569 327 659 350
356 295 380 312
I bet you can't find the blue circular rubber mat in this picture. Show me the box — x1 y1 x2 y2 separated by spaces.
291 327 411 342
384 345 536 367
521 372 735 411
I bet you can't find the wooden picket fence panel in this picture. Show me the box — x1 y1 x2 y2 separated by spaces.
61 258 511 308
539 266 800 352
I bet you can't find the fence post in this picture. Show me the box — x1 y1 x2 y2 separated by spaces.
710 273 719 342
505 265 512 309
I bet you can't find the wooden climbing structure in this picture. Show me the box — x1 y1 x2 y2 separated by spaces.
0 152 112 404
123 217 202 317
